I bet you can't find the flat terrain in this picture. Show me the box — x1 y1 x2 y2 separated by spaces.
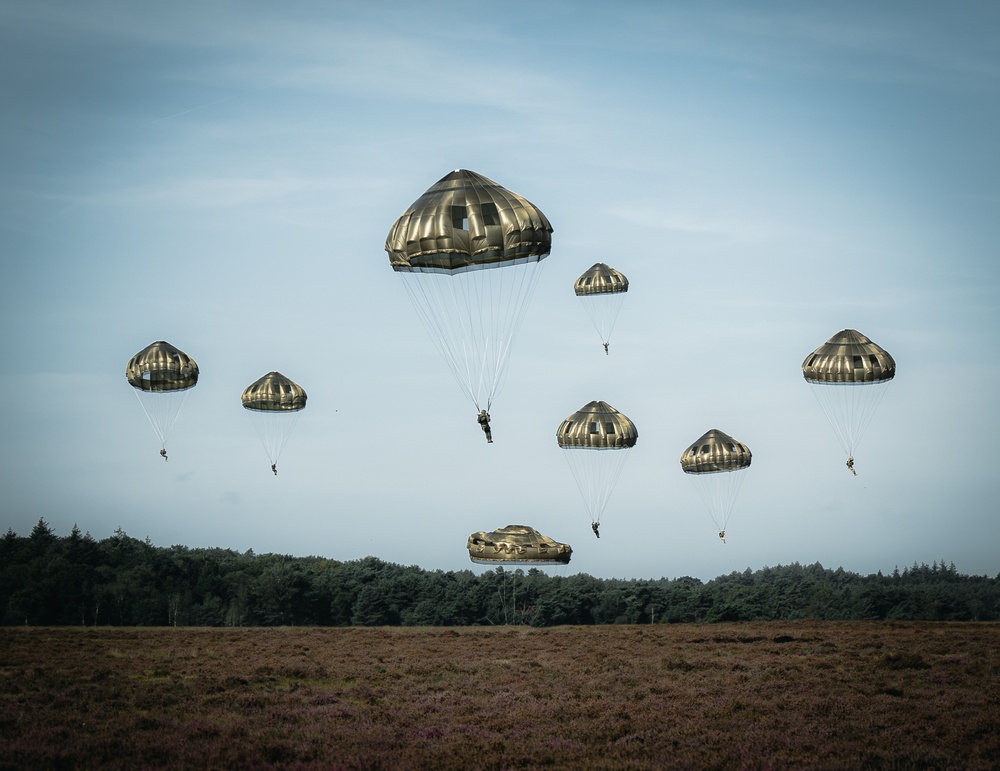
1 622 998 769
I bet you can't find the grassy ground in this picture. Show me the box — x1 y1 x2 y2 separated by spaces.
1 622 998 769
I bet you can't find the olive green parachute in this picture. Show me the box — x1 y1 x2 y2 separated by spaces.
126 340 199 392
385 170 552 423
680 429 752 474
802 329 895 384
802 329 895 473
241 372 307 473
556 401 637 532
556 400 638 449
574 263 629 354
386 169 552 273
241 371 307 412
125 341 199 458
680 429 752 543
467 525 572 565
573 262 629 296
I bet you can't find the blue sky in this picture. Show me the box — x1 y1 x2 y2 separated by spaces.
2 1 998 581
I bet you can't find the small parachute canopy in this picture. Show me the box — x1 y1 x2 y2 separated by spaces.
573 263 629 296
680 429 752 541
467 525 572 565
557 401 637 530
125 341 198 456
802 329 895 384
574 263 629 353
241 371 307 412
680 429 752 474
556 400 638 449
126 341 199 392
385 169 553 274
241 372 307 472
802 329 895 468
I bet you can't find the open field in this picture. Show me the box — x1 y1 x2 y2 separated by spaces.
1 622 998 769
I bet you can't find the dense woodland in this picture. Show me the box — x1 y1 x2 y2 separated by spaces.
3 519 998 626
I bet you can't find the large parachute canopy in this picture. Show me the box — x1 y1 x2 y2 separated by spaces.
574 262 628 354
802 329 895 473
385 169 552 422
556 400 638 532
125 341 199 458
680 429 752 543
467 524 572 565
241 371 307 473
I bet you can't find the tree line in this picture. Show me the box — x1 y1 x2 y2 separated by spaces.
3 519 998 626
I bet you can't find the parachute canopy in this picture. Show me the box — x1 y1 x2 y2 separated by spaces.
126 341 199 392
680 429 752 474
241 372 307 471
467 525 572 565
680 429 751 542
241 371 307 412
385 169 553 273
125 341 198 456
802 329 895 384
556 400 638 449
802 329 895 468
384 170 552 415
574 263 629 296
574 263 629 353
556 401 637 528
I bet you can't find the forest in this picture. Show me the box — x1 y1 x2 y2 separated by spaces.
3 519 998 627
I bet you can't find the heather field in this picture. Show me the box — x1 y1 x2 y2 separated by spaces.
1 623 998 769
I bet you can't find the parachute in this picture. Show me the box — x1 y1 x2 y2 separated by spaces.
385 169 552 434
680 429 751 543
802 329 895 474
556 400 638 536
125 341 199 460
241 372 307 475
467 524 572 565
574 262 628 354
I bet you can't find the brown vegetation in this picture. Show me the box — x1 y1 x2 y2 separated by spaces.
2 622 998 769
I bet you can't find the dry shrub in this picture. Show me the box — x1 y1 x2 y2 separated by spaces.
0 622 998 769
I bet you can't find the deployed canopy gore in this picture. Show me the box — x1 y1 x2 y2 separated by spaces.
241 372 307 470
385 170 552 415
467 524 572 565
802 329 895 466
556 401 637 528
574 262 629 352
125 341 198 454
680 429 752 541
